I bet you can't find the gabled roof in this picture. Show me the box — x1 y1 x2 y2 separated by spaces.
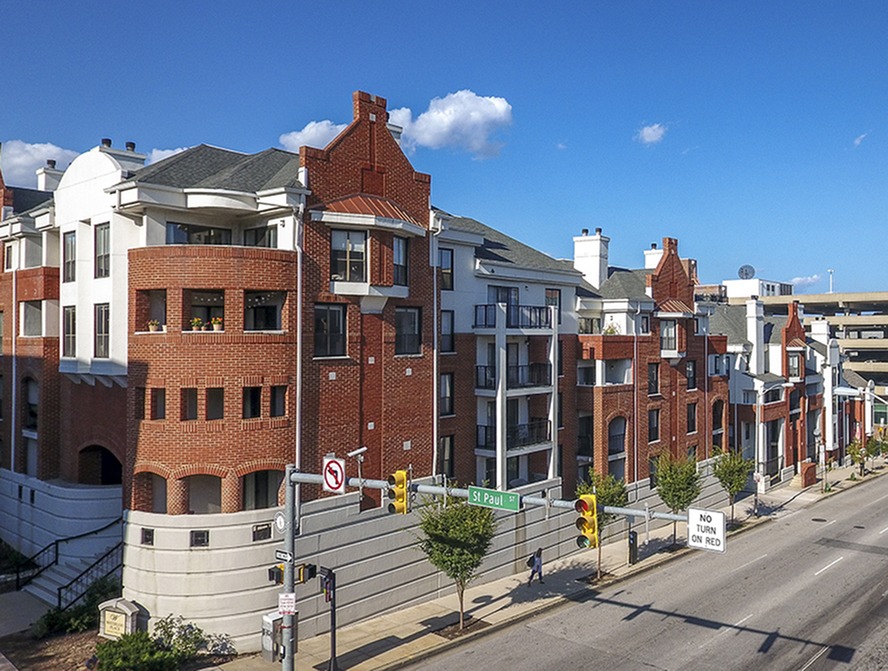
598 267 650 301
843 369 869 388
130 145 303 192
442 212 579 276
807 338 827 357
709 304 749 346
12 187 52 215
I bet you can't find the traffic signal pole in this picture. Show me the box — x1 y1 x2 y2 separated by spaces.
282 464 297 671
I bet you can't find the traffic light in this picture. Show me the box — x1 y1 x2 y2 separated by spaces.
575 494 598 548
387 470 409 514
296 563 317 584
267 564 284 585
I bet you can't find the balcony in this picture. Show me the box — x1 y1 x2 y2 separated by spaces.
474 304 551 330
476 419 552 451
475 364 552 390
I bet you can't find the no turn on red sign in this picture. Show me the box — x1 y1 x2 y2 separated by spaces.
322 456 346 494
687 508 726 553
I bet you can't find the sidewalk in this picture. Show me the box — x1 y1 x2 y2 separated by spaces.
0 460 876 671
215 460 878 671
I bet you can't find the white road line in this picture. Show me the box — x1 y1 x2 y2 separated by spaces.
798 645 830 671
872 493 888 505
698 614 753 648
731 554 768 573
814 556 844 576
879 526 888 535
825 519 836 526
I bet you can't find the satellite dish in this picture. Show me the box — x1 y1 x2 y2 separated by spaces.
738 264 756 280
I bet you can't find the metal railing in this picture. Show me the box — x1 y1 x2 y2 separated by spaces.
15 517 122 591
57 542 122 611
475 363 552 390
476 419 551 450
473 304 552 329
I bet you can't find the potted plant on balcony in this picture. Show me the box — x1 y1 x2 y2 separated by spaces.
147 319 161 332
211 316 223 331
190 317 203 331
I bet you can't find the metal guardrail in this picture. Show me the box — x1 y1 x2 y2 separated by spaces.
57 541 122 610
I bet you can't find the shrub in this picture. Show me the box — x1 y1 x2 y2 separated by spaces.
95 631 180 671
33 574 121 638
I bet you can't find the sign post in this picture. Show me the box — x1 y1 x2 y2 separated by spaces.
467 485 521 512
687 508 726 553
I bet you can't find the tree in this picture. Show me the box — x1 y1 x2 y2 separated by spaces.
655 452 702 546
576 472 628 578
848 440 866 477
416 497 496 629
711 448 754 527
865 436 881 471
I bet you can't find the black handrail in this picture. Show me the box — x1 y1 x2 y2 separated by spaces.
15 516 122 590
57 542 123 610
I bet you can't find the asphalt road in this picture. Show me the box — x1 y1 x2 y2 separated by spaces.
406 476 888 671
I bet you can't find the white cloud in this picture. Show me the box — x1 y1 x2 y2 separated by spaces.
556 142 568 150
635 123 667 145
790 274 821 290
0 140 79 188
279 120 347 152
391 90 513 158
853 132 868 147
147 147 190 164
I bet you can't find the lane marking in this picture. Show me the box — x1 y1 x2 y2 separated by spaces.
814 556 844 576
825 520 836 526
731 554 768 573
698 614 753 648
798 645 830 671
879 526 888 535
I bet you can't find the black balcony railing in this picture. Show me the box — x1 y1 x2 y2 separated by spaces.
475 364 553 389
476 419 551 450
474 304 552 329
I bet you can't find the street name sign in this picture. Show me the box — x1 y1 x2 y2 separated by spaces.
687 508 726 553
467 486 521 512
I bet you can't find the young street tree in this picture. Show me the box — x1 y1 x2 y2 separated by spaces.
711 447 754 527
848 440 866 477
576 472 628 579
655 452 702 546
416 497 496 630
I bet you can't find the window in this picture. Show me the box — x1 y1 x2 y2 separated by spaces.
242 470 284 510
62 306 76 357
95 223 110 278
63 231 76 282
331 229 366 282
660 319 677 350
545 288 561 324
166 222 231 245
24 378 38 430
206 388 224 420
245 291 284 330
686 360 697 390
141 528 154 546
243 387 262 419
150 388 166 420
94 303 110 358
640 315 650 334
648 363 659 395
135 387 146 420
649 456 658 487
440 373 454 416
23 301 41 336
687 402 697 434
244 226 277 248
190 290 223 327
688 445 697 460
270 386 286 417
314 304 346 356
439 435 454 478
393 236 408 286
190 530 210 547
4 243 13 270
440 310 455 353
439 248 453 290
788 353 801 378
648 408 660 443
395 307 421 355
181 388 198 421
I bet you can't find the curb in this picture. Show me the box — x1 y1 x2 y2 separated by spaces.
378 513 770 670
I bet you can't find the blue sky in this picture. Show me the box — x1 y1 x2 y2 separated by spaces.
2 1 885 292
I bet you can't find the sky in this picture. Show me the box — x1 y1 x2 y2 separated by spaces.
1 1 886 293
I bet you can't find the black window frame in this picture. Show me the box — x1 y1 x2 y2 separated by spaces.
314 303 346 357
395 307 422 355
440 372 454 416
686 360 697 390
648 408 660 443
242 386 262 419
393 236 408 286
439 248 454 290
648 363 659 396
440 310 455 353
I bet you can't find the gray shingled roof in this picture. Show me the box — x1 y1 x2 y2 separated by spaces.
130 145 302 192
442 212 579 277
598 267 650 301
710 304 749 346
12 188 52 215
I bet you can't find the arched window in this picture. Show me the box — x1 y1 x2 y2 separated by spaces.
242 470 285 510
186 475 221 514
78 446 122 485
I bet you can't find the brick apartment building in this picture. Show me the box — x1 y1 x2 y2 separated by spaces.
0 89 867 647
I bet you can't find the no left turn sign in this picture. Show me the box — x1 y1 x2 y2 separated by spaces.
322 456 346 494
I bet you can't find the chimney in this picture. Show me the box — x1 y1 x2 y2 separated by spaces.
36 159 64 192
125 141 136 152
573 227 609 290
746 299 765 375
101 138 112 148
644 242 664 269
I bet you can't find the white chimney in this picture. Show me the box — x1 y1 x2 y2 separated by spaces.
36 159 63 192
644 242 664 269
573 227 609 290
746 298 765 375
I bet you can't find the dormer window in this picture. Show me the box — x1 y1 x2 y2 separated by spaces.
331 230 366 282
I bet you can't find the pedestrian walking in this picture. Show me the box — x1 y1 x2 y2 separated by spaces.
528 547 543 585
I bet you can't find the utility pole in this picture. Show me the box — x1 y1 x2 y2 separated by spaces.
282 464 297 671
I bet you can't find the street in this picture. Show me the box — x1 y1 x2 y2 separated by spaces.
406 476 888 670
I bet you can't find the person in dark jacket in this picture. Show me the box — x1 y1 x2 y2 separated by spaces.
528 547 544 585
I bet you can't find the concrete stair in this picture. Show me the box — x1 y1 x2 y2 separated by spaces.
23 557 94 608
